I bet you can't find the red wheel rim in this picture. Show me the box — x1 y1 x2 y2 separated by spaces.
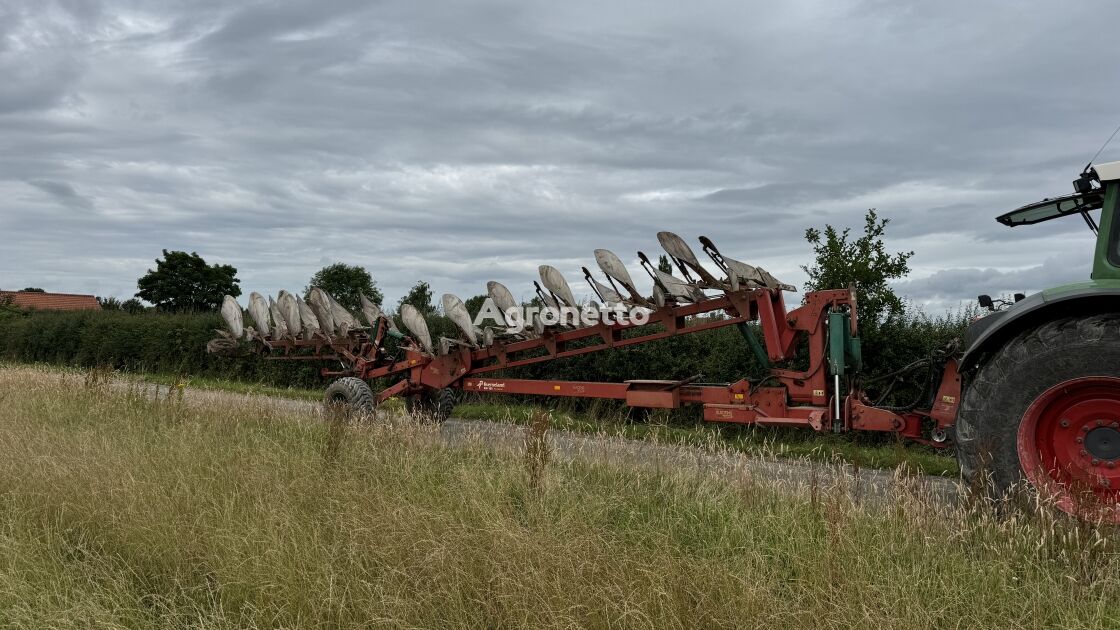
1017 376 1120 521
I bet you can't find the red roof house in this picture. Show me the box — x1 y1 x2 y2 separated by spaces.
0 291 102 311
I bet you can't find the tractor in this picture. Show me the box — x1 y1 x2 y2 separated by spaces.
956 161 1120 519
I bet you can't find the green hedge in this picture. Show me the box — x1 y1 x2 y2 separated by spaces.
0 309 324 388
0 306 967 402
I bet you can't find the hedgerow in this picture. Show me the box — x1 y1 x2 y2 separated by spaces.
0 305 968 403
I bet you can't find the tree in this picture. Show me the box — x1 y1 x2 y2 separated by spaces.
801 209 913 330
136 250 240 312
801 209 945 413
464 294 489 319
121 298 146 314
305 263 382 312
20 287 44 292
398 281 436 315
97 296 122 310
657 255 673 275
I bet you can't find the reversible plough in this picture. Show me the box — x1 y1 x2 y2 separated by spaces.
208 231 961 447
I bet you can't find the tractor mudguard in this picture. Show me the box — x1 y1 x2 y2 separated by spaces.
960 282 1120 371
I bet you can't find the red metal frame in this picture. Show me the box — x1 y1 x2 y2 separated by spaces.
260 286 958 446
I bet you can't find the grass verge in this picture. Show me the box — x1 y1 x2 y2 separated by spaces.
0 365 1117 627
4 360 959 476
137 371 323 401
132 368 958 476
454 399 959 476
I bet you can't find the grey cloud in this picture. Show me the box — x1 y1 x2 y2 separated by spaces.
701 182 876 206
893 257 1091 312
0 5 86 114
2 0 1119 311
27 179 93 209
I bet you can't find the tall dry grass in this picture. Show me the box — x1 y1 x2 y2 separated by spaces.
0 365 1117 628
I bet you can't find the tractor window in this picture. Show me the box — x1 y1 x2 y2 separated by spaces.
997 191 1104 226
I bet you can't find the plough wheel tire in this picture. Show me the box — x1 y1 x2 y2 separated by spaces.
405 388 458 423
404 394 431 419
323 377 376 417
433 387 458 423
627 406 652 423
957 314 1120 521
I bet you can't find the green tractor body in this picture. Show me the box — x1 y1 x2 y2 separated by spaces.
956 162 1120 520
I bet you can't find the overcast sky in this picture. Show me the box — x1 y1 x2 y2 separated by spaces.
3 0 1119 312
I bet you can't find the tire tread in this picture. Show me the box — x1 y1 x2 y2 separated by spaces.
957 314 1120 492
323 377 376 415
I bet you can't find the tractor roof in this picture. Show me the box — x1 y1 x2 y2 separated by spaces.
1094 160 1120 182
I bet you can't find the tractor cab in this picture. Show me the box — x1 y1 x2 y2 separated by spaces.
995 161 1120 282
965 161 1120 362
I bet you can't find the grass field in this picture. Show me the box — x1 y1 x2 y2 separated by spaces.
133 369 958 476
0 365 1117 628
452 401 959 476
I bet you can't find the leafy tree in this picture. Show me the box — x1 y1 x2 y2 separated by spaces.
97 296 145 313
136 250 240 312
305 263 383 312
799 208 942 411
657 255 673 275
464 294 489 319
20 287 44 292
121 298 146 314
398 281 436 315
801 209 913 331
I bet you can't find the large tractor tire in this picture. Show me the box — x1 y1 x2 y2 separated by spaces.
323 377 376 417
957 314 1120 520
405 388 458 423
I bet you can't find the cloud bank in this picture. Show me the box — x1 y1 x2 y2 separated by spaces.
2 0 1117 313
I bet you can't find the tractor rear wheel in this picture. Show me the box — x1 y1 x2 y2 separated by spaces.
957 314 1120 520
323 377 376 417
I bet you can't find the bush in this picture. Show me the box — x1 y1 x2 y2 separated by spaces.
0 309 323 388
0 301 969 406
856 304 973 408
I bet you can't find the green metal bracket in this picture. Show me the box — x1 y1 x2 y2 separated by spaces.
736 322 770 371
828 311 861 376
